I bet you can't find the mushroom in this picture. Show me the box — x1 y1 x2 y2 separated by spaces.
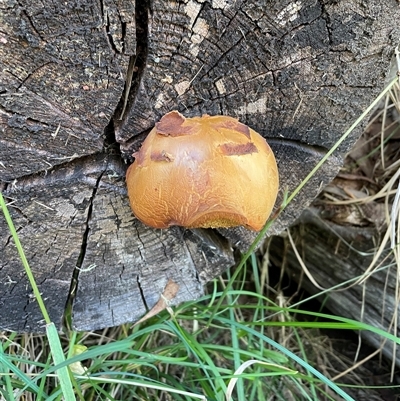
126 111 279 231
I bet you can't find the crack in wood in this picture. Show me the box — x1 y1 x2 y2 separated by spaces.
4 235 12 248
106 11 122 54
267 138 335 156
16 2 46 43
133 224 146 262
0 193 33 224
112 0 150 137
190 228 232 257
62 169 105 328
102 0 150 159
15 62 55 91
136 275 149 310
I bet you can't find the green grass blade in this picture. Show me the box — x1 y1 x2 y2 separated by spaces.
0 353 43 395
217 317 355 401
277 308 400 344
0 192 51 324
165 319 227 398
46 323 75 400
37 353 52 401
228 294 244 401
292 325 319 401
0 347 15 401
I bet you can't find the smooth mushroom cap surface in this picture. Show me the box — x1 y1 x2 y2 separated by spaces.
126 111 279 231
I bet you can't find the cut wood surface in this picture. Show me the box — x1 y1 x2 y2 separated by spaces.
269 208 400 367
1 0 399 331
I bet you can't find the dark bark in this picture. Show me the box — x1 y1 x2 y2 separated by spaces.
1 0 399 331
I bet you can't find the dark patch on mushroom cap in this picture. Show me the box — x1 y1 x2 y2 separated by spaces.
219 142 258 156
213 119 251 139
156 110 195 136
132 150 146 166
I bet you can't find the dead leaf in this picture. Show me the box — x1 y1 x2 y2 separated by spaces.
69 344 88 375
133 279 179 327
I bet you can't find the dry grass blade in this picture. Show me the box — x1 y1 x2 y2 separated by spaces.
224 360 297 401
281 52 400 384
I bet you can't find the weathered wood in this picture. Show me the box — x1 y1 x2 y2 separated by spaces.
269 208 400 366
118 0 400 247
0 0 132 181
72 156 234 331
0 154 234 331
0 156 103 331
1 0 400 331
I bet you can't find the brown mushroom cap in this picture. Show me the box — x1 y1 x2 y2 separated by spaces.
126 111 279 231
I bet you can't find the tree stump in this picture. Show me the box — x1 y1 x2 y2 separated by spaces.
1 0 399 332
